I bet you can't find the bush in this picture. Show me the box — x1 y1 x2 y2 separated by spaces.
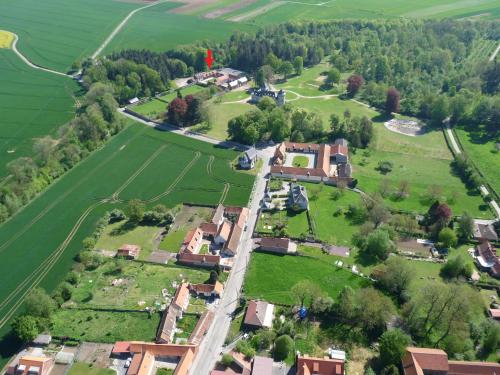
109 209 126 222
236 339 256 359
221 353 234 366
379 329 411 367
12 315 39 342
66 271 79 285
438 227 457 249
274 334 294 361
377 160 393 174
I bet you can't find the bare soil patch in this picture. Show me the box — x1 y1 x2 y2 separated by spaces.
75 343 114 368
228 1 285 21
170 0 218 14
204 0 258 18
384 118 425 137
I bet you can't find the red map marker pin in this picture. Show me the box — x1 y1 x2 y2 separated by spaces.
205 49 214 69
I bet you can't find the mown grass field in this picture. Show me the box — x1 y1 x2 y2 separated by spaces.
244 252 370 305
70 260 208 310
223 0 500 24
0 49 81 177
0 121 253 364
0 0 140 72
95 223 162 261
50 309 160 343
455 126 499 197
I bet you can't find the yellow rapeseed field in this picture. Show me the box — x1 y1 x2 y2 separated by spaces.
0 30 15 48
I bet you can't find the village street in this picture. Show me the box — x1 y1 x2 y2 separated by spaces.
188 146 274 375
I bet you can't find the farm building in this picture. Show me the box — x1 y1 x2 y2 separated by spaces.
259 237 297 254
239 147 258 169
215 220 232 245
114 342 197 375
402 347 500 375
5 352 54 375
117 244 141 259
270 141 353 184
157 283 190 344
182 228 204 254
474 222 498 242
177 252 221 268
244 300 275 329
475 240 500 278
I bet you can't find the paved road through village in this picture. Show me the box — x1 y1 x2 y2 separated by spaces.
188 146 274 375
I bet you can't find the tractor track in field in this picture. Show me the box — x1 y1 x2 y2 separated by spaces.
0 201 105 329
145 151 201 203
110 145 167 201
207 155 230 204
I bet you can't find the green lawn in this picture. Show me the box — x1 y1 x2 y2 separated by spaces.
50 309 160 343
132 85 207 120
244 252 370 305
455 126 499 197
192 99 254 140
257 184 363 246
70 259 208 310
95 222 162 261
160 228 188 253
68 363 115 375
0 121 254 365
292 155 310 168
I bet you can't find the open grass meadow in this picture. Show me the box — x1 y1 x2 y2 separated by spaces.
50 309 160 343
0 121 253 364
104 2 253 54
223 0 500 25
94 223 163 261
455 126 500 197
244 252 370 305
0 49 81 177
70 260 209 310
0 0 140 72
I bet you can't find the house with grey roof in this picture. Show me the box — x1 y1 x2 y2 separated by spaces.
239 147 258 169
288 183 309 211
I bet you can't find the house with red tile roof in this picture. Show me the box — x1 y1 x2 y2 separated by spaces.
190 281 223 298
223 224 243 256
177 252 221 268
259 237 297 254
296 354 344 375
244 300 275 329
402 347 500 375
157 283 190 344
215 220 232 245
6 355 54 375
270 141 353 185
117 244 141 259
182 228 204 254
172 283 190 311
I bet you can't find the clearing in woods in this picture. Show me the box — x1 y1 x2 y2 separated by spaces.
0 122 254 364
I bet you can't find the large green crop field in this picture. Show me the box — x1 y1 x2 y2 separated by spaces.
105 2 253 54
0 50 81 177
0 121 253 363
0 0 139 72
223 0 500 24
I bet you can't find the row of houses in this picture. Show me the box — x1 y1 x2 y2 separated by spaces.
176 204 248 269
156 282 223 345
